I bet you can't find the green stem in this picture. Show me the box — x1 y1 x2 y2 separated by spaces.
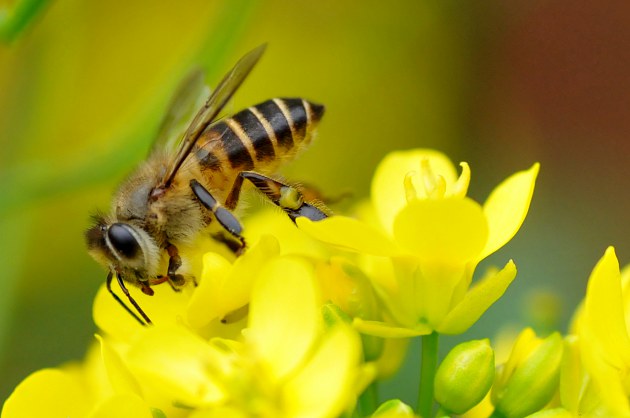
358 381 379 416
418 332 439 417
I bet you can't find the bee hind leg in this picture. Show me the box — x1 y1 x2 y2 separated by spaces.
190 179 246 253
226 171 329 223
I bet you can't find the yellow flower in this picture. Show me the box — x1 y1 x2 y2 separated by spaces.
93 235 280 342
118 256 364 417
557 336 613 418
573 247 630 417
1 343 155 418
299 149 538 336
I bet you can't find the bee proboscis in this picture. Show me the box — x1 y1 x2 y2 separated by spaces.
85 44 327 325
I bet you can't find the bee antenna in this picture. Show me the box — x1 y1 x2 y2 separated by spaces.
106 271 153 326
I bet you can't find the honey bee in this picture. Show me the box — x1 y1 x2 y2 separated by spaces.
85 45 327 325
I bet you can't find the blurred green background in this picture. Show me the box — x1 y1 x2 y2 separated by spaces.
3 0 630 406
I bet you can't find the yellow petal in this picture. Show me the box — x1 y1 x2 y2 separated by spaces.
479 163 539 260
582 247 630 367
2 369 90 418
353 318 432 338
371 149 458 233
125 325 226 408
393 198 488 263
579 249 630 415
224 235 280 313
438 261 517 334
559 336 582 414
186 252 233 328
244 207 329 258
188 236 280 328
247 256 319 381
297 216 400 256
283 326 362 418
95 334 142 396
188 406 249 418
89 394 152 418
374 338 411 379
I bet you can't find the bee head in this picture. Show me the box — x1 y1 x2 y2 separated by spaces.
85 214 159 282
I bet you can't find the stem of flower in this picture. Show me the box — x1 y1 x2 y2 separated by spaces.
418 331 439 417
358 381 379 416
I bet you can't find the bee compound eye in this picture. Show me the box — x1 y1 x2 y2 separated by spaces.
107 223 141 259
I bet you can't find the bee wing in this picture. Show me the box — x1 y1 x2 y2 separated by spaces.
159 43 267 187
151 69 210 155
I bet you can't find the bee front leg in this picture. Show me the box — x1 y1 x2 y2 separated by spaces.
165 243 186 289
190 179 246 253
227 171 329 223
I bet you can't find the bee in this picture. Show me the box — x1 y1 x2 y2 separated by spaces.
85 45 327 325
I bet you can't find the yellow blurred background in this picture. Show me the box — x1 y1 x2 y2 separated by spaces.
3 0 630 405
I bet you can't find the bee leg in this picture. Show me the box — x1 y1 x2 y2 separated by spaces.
190 179 246 251
165 243 186 290
107 271 152 325
227 171 329 223
211 232 247 255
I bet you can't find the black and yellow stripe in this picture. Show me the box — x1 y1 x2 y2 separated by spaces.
194 98 325 173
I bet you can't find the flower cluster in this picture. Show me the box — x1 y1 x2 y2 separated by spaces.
3 149 630 418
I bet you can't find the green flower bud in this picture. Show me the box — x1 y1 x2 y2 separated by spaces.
372 400 415 417
434 339 495 414
492 329 563 418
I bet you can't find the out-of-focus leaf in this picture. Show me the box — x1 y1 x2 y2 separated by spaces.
0 0 51 43
0 0 259 216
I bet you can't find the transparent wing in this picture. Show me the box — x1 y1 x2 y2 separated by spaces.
151 69 210 155
159 43 267 187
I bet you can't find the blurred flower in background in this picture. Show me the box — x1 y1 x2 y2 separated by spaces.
3 0 630 410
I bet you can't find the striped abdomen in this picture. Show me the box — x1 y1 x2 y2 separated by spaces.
193 98 325 175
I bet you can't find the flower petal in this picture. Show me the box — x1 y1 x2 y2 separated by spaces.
188 236 280 328
353 318 432 338
438 261 516 334
96 334 142 396
283 326 362 418
579 247 630 415
89 393 152 418
297 216 400 256
581 247 630 367
188 406 248 418
186 252 233 328
393 198 488 263
479 163 539 260
125 325 226 408
2 369 90 418
247 256 319 381
244 207 329 258
371 149 458 233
